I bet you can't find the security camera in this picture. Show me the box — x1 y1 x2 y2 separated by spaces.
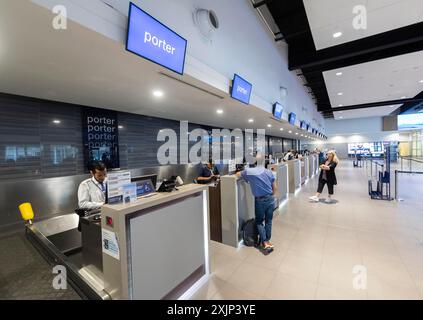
194 8 219 40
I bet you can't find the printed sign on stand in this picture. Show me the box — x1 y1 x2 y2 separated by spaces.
107 171 131 204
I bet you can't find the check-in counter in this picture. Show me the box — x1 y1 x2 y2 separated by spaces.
101 184 209 300
220 175 255 248
313 155 320 175
269 163 288 205
287 159 301 193
303 157 310 183
308 155 315 178
208 181 222 243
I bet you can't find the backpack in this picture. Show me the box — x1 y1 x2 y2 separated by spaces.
242 218 259 247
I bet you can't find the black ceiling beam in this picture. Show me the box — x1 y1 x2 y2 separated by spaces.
289 22 423 71
398 91 423 114
253 0 272 9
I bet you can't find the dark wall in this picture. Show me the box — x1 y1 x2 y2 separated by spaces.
0 93 297 182
0 93 299 233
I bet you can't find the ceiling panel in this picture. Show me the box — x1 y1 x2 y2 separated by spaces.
333 105 401 120
303 0 423 50
323 50 423 117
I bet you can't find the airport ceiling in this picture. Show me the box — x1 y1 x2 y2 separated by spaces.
257 0 423 119
0 0 319 141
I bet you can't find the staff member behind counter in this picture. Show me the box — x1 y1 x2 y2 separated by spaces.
78 161 108 210
197 159 220 184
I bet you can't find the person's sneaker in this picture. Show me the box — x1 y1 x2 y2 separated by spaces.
263 242 274 250
325 198 333 203
309 196 319 202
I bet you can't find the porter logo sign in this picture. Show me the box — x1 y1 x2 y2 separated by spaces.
231 74 253 105
126 2 188 75
82 108 120 170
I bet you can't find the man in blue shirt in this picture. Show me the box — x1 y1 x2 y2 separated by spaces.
197 159 220 184
236 153 277 251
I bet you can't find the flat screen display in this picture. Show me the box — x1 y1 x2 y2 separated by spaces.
126 3 188 75
273 102 284 119
289 113 296 125
135 179 155 197
398 113 423 130
348 143 385 155
231 74 252 104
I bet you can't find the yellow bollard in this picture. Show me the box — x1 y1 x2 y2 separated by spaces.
19 202 34 225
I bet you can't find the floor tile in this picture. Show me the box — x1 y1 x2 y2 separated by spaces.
264 273 317 300
226 262 276 297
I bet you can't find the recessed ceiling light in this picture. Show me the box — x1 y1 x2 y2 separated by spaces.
333 32 343 38
336 72 343 76
248 119 254 123
337 92 343 96
289 130 292 134
216 109 224 114
301 134 304 136
267 124 272 128
53 120 61 124
280 128 284 131
153 90 164 97
118 125 124 129
420 80 423 83
295 133 299 135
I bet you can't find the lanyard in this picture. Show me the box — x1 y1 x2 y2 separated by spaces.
91 179 106 194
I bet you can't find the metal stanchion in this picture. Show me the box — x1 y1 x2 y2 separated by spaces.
395 170 398 201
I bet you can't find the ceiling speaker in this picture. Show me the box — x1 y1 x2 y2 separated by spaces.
194 8 219 41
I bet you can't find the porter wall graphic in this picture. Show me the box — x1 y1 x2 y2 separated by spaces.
82 108 119 170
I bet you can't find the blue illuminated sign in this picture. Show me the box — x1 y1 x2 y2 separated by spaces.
398 113 423 130
126 3 187 75
289 113 296 125
273 102 284 119
231 74 252 105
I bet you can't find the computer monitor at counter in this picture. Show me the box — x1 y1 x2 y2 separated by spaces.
131 174 157 189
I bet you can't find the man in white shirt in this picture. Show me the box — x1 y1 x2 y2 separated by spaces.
78 161 108 210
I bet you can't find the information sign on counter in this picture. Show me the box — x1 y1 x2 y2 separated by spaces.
107 171 131 204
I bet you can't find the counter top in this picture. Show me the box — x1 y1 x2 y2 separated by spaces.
102 183 208 215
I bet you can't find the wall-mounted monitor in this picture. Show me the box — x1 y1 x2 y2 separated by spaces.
273 102 284 119
348 143 385 155
126 3 188 75
288 112 296 125
398 113 423 130
231 74 252 105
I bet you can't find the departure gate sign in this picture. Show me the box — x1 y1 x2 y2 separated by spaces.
126 3 187 75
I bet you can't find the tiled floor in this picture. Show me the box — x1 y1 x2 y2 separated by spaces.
191 161 423 300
